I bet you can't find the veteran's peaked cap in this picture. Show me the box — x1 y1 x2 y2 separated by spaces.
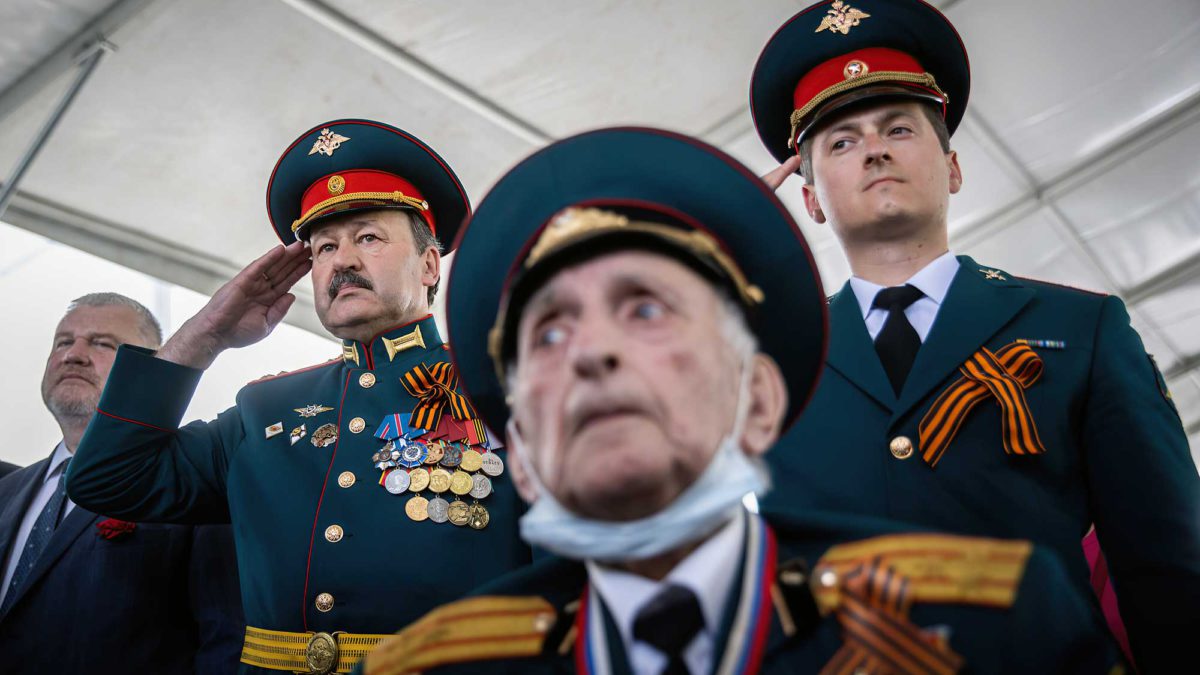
446 127 828 436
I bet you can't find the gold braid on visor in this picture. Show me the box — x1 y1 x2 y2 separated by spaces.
787 71 946 148
292 191 430 235
486 207 765 378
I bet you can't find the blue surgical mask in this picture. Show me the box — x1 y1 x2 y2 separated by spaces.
509 357 771 562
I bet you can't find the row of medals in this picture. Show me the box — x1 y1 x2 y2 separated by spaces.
373 438 504 529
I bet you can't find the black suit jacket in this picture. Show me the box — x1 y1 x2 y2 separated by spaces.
0 462 18 479
0 454 245 674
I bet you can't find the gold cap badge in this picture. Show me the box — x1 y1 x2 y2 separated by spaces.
309 128 350 157
327 175 346 195
816 1 871 35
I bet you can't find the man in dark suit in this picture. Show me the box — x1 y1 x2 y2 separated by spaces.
360 127 1120 674
0 293 244 673
0 462 17 479
750 1 1200 670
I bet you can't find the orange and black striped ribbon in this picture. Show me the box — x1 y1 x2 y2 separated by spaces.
820 559 963 675
400 362 476 431
918 343 1046 468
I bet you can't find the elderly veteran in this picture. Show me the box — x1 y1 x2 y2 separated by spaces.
750 2 1200 669
67 120 531 674
360 127 1120 675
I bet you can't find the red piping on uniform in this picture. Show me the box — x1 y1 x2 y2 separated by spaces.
96 409 173 433
300 369 352 631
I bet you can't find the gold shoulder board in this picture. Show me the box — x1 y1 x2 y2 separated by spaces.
813 534 1033 612
369 596 556 674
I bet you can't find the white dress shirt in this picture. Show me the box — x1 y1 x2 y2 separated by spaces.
848 251 961 342
0 441 76 607
587 511 745 675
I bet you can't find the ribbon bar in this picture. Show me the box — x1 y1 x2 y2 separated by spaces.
919 343 1046 468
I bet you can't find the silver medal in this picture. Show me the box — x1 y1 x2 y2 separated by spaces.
427 496 450 523
384 469 411 495
470 474 493 499
480 452 505 477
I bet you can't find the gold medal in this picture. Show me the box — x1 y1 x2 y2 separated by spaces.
424 440 445 465
429 468 452 493
468 502 490 530
447 500 470 526
449 470 473 495
405 495 429 522
408 467 430 492
459 449 483 472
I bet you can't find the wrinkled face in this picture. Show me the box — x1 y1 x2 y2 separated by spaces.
41 305 153 420
309 210 437 339
803 100 961 243
509 251 744 521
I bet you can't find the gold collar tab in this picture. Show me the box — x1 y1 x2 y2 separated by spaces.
341 344 360 366
384 325 426 361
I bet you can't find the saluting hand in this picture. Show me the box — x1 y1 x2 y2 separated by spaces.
157 241 313 370
760 155 804 191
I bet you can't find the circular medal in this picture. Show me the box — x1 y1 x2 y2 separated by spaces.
429 468 452 493
399 441 428 468
424 440 445 465
468 502 490 530
480 452 505 477
470 474 493 499
439 443 462 468
405 495 429 522
460 448 483 472
407 467 430 492
449 470 473 496
384 469 410 495
427 496 450 523
447 500 470 526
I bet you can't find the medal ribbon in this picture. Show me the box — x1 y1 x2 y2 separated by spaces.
574 512 777 675
400 362 476 431
819 559 964 675
918 343 1046 468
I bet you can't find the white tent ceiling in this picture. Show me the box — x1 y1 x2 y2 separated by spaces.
2 0 1199 454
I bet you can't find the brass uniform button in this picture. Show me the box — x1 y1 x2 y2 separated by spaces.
358 372 376 389
314 592 334 612
337 471 356 488
818 569 838 588
889 435 914 460
324 524 344 543
348 417 366 434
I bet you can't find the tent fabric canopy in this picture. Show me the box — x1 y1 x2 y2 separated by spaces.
2 0 1198 463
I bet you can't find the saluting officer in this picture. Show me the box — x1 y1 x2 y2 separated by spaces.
67 120 531 674
359 127 1120 675
749 1 1200 670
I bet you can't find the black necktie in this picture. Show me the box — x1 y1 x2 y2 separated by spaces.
632 584 704 675
873 285 924 395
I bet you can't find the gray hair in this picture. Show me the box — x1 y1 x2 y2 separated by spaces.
67 292 163 347
405 211 444 307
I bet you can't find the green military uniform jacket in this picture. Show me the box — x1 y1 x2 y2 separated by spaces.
764 256 1200 671
360 508 1120 674
67 316 532 673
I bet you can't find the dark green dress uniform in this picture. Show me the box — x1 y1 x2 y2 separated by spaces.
765 263 1200 672
357 127 1122 674
366 508 1120 675
747 2 1200 670
66 120 532 674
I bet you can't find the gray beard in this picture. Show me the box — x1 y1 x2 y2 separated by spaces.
46 394 97 423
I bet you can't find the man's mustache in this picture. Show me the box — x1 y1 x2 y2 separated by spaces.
328 271 374 299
